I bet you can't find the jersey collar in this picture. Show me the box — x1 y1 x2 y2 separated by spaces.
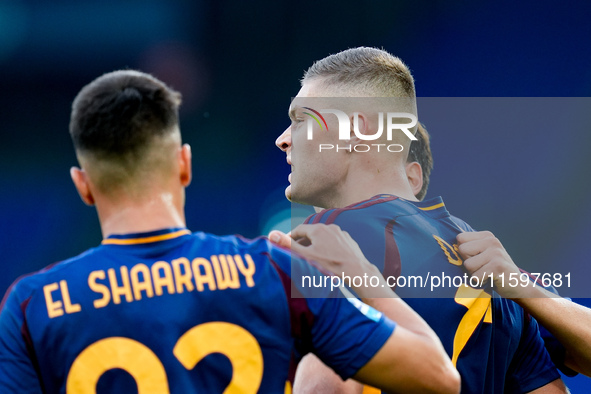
101 228 191 246
411 196 450 218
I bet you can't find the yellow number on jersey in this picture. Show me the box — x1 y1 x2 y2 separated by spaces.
174 322 263 393
452 285 492 366
66 337 168 393
66 322 265 393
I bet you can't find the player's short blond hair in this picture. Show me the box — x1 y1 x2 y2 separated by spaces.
302 47 416 98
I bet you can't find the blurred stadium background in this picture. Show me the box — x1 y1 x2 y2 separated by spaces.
1 0 590 389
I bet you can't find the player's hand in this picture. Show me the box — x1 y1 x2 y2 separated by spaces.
269 224 381 286
268 230 292 249
456 231 530 298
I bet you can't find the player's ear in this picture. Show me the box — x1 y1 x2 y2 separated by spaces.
179 143 192 187
70 167 95 206
405 161 423 199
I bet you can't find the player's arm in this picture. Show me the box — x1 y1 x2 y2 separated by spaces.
271 225 460 393
293 355 363 394
527 379 570 393
351 317 460 393
0 286 43 393
515 292 591 377
457 230 591 377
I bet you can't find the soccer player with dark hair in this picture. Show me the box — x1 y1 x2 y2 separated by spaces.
0 70 460 393
274 47 568 393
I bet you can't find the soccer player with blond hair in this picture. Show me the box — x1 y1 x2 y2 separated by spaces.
274 47 567 393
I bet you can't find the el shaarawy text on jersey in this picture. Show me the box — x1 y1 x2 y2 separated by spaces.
305 194 561 394
0 228 395 393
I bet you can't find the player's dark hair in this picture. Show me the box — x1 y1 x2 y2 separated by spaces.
303 47 415 97
408 122 434 201
69 70 182 158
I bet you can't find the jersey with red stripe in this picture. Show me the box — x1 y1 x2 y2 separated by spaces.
305 195 560 394
0 228 395 393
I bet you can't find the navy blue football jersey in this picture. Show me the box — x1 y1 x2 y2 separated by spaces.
0 228 395 393
519 269 577 378
305 195 560 394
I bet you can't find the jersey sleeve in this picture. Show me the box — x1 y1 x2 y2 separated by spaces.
450 215 475 232
289 254 396 379
520 269 577 377
538 324 577 377
267 243 396 380
0 283 43 393
504 313 561 393
308 295 396 380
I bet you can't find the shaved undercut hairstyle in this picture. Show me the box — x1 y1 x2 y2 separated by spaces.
302 47 416 98
407 122 434 201
69 70 182 193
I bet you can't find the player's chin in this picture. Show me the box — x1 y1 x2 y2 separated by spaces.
285 185 293 202
285 186 309 206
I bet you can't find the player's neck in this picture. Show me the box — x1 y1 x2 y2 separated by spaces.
324 169 417 209
96 191 186 238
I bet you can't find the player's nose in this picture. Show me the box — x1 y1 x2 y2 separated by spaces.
276 126 291 152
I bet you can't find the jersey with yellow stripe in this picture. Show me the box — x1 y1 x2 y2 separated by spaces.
305 195 560 394
0 228 395 393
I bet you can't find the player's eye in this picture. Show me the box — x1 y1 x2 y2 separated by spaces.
291 118 303 127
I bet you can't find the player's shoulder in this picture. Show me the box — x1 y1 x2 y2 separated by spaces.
101 228 278 259
449 215 475 232
305 194 421 226
191 231 296 273
0 247 100 311
190 231 283 257
412 197 476 233
203 232 333 286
